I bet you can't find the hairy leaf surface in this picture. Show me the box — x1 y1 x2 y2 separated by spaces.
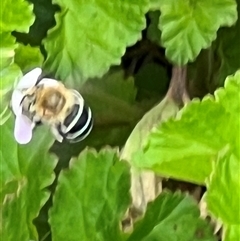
44 0 149 84
0 33 21 92
81 71 142 125
0 32 22 124
14 44 44 73
158 0 237 65
49 148 130 241
127 192 216 241
223 225 240 241
121 96 178 162
0 117 57 240
206 150 240 241
135 71 240 184
0 0 35 32
0 0 35 124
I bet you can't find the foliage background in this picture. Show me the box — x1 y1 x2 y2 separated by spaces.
0 0 239 241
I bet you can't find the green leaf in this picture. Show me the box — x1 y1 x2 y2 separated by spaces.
158 0 237 65
206 150 240 241
49 148 131 241
0 32 22 125
206 153 240 223
0 33 22 124
0 105 11 125
146 11 161 44
81 70 143 126
0 1 45 125
14 44 44 73
44 0 149 84
0 32 17 70
214 72 240 157
149 0 161 11
215 1 240 86
0 117 57 240
0 0 35 32
0 63 22 93
137 71 240 184
127 192 216 241
121 96 179 162
223 225 240 241
12 0 59 46
87 71 137 104
0 33 21 125
135 62 169 100
0 62 22 125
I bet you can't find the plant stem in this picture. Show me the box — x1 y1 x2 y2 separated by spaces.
167 66 189 105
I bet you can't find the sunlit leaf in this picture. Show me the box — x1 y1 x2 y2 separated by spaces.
49 148 130 241
0 32 22 125
0 0 35 32
12 0 59 46
0 117 57 240
0 0 35 127
127 192 216 241
0 106 11 125
0 64 22 93
149 0 161 11
0 62 22 125
223 224 240 241
121 96 178 162
0 32 21 125
44 0 149 84
158 0 237 65
135 71 240 184
0 32 17 70
206 150 240 241
14 44 44 73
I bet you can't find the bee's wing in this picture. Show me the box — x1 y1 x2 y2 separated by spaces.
11 67 45 144
14 113 33 144
16 68 42 89
11 90 24 115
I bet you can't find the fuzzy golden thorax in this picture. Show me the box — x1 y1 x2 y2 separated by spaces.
22 83 75 124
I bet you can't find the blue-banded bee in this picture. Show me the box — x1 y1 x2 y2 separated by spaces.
11 68 93 144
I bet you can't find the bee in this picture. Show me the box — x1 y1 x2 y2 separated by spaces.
11 68 93 144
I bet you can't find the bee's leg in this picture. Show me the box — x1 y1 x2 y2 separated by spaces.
60 124 67 134
31 122 36 129
50 126 63 142
32 114 41 123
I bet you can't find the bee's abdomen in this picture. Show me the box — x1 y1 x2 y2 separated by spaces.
61 103 93 142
